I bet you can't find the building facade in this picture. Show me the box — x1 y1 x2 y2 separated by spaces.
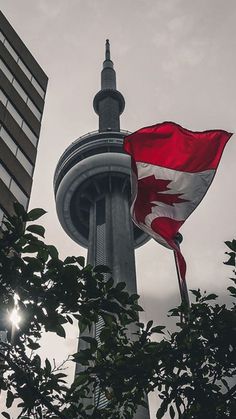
54 41 150 418
0 11 48 225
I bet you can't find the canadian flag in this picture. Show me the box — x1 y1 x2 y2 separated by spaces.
124 122 232 282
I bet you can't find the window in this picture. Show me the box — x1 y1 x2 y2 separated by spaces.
0 58 42 120
0 31 46 99
16 148 33 175
12 78 28 102
7 101 23 125
10 180 28 209
0 126 33 175
3 37 18 61
0 207 9 230
0 163 11 188
0 163 28 209
0 207 8 229
31 76 45 99
0 207 4 224
18 58 31 80
0 89 7 106
0 58 13 82
27 98 41 121
0 89 39 146
0 125 17 154
22 121 38 146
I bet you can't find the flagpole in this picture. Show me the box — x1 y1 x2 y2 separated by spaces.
174 233 190 310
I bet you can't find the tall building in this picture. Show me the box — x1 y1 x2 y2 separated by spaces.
54 41 150 418
0 11 48 225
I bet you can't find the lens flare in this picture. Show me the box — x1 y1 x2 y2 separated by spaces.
9 294 21 329
10 307 21 329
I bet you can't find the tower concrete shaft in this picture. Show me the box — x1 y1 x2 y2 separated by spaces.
87 180 136 291
54 41 150 418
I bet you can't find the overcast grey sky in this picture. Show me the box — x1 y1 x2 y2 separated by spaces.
1 1 236 417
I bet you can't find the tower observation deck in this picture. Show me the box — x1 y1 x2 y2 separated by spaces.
54 40 150 418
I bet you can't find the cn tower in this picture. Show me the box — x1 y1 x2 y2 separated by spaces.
54 40 150 418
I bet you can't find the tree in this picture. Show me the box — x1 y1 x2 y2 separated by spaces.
0 203 235 418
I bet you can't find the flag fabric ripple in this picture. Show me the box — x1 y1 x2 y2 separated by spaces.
124 121 232 282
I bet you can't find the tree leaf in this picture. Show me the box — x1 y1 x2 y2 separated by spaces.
73 349 92 365
6 390 14 408
27 208 47 221
224 252 236 266
27 339 40 350
45 358 51 374
74 373 88 386
56 325 66 338
169 405 175 419
106 277 114 289
203 293 218 301
225 240 236 252
101 313 115 326
13 202 27 218
81 336 98 353
190 289 201 300
26 224 45 238
79 318 88 334
36 405 43 419
77 256 85 267
47 245 59 259
66 315 73 324
133 304 144 312
228 286 236 295
146 320 153 331
22 244 39 253
151 325 165 334
93 265 111 273
64 256 77 264
116 282 126 291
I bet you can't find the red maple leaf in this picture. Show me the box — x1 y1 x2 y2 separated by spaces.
134 175 188 224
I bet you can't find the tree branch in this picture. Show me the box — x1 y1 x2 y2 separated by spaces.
0 349 67 419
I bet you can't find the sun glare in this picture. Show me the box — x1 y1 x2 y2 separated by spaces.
10 307 21 329
9 294 21 329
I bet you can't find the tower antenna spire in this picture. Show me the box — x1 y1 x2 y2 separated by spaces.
105 39 110 61
93 39 125 131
